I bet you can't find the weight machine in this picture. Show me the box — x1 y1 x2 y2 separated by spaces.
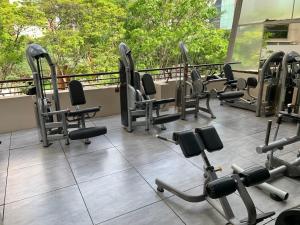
176 41 216 120
118 42 180 132
26 44 107 147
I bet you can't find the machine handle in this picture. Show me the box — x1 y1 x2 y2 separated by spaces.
265 120 272 146
41 109 70 116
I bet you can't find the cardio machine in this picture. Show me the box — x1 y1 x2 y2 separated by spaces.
156 126 274 225
26 44 107 147
118 42 181 132
176 41 216 120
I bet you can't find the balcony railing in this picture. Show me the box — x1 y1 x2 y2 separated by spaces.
0 62 238 97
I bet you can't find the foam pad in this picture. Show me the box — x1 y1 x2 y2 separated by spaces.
247 77 258 88
69 127 107 140
206 177 237 199
218 91 244 100
172 130 204 158
153 113 181 125
276 205 300 225
195 126 223 152
69 80 86 106
223 64 235 81
239 166 270 187
142 73 156 95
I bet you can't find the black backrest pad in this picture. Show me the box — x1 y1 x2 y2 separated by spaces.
69 80 86 106
173 130 204 158
247 77 258 88
195 126 223 152
142 73 156 95
223 64 234 81
191 69 201 81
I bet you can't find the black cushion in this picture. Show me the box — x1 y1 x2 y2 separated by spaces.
69 127 107 140
247 77 258 88
195 126 223 152
206 177 237 199
142 73 156 95
153 113 181 125
218 91 244 100
172 130 204 158
239 166 270 187
69 80 86 106
276 205 300 225
223 64 235 81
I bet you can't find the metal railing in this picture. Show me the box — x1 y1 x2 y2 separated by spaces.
0 62 239 97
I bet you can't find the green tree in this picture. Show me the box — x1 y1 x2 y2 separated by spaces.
124 0 228 69
0 0 45 80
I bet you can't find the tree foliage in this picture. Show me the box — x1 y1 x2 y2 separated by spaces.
0 0 229 80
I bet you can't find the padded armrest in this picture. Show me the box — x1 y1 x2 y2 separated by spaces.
68 107 100 117
154 98 175 105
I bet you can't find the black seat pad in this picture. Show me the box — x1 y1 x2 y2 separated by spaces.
69 127 107 140
276 205 300 225
218 91 244 100
153 113 181 125
68 107 100 117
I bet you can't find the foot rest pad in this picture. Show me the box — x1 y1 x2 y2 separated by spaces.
206 177 237 199
239 166 270 187
69 127 107 140
153 113 181 125
218 91 244 100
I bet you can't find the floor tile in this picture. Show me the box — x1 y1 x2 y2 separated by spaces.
99 201 184 225
93 115 121 131
9 142 65 170
79 169 160 224
69 148 132 183
62 135 114 157
4 186 93 225
10 129 39 149
0 172 6 206
116 138 178 166
0 134 10 152
137 154 204 194
6 161 75 203
0 152 8 173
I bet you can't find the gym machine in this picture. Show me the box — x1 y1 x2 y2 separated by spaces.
277 51 300 114
219 52 284 117
176 41 216 120
26 44 107 147
156 126 274 225
118 42 181 132
233 105 300 201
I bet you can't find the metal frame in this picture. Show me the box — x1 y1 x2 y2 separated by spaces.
26 44 69 147
156 133 273 225
178 41 216 120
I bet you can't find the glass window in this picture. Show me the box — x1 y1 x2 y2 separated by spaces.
239 0 294 25
293 0 300 18
220 0 236 29
232 24 264 70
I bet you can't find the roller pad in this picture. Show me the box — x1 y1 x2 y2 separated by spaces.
172 131 204 158
153 113 181 125
69 127 107 140
218 91 244 100
239 166 270 187
276 205 300 225
195 126 223 152
206 177 237 199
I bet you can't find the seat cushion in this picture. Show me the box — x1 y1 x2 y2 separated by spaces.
69 127 107 140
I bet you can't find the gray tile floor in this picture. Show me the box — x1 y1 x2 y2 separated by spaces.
0 100 300 225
